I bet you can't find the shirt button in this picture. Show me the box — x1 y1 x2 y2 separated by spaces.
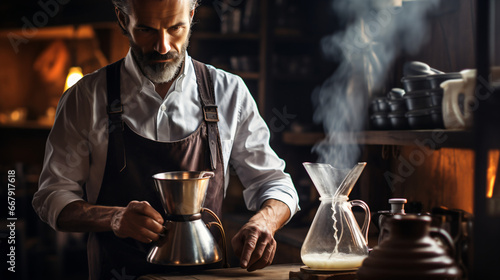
160 104 167 111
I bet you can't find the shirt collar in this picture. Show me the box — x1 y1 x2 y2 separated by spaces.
174 53 189 92
123 49 192 96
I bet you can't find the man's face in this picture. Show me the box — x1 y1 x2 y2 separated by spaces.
117 0 194 84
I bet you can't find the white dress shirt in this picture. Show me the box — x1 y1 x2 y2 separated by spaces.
33 50 299 230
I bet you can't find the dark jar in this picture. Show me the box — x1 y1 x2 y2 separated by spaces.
357 215 461 280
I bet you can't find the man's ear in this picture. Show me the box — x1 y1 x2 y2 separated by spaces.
115 7 129 34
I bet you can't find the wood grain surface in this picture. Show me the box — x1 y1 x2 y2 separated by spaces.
139 264 303 280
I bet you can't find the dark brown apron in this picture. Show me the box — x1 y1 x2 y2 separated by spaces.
87 59 225 280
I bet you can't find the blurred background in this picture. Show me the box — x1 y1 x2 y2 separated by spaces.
1 0 498 279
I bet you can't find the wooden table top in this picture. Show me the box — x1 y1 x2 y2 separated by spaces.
139 263 303 280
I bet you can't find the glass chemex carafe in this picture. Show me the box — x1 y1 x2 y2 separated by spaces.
301 162 370 271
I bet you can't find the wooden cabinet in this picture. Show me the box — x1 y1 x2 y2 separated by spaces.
189 0 335 125
279 1 500 278
188 0 266 114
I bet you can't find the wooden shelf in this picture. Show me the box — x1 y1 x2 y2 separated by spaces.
282 131 325 146
191 32 260 40
0 25 97 40
274 28 303 37
272 73 316 82
233 71 260 80
282 129 474 149
0 121 52 130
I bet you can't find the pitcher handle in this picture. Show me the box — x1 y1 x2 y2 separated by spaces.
350 200 371 245
201 208 229 268
200 171 215 178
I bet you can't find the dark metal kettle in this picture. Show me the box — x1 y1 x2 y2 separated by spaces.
357 214 461 280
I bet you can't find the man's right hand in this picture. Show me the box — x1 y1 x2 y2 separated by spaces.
110 201 165 243
56 200 164 244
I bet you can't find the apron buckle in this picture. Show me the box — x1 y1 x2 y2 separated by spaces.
107 104 123 114
204 105 219 122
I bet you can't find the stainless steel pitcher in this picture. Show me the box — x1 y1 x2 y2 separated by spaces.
147 171 226 266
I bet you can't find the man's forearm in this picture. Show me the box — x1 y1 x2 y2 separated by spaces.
231 199 291 270
56 200 122 232
252 199 291 235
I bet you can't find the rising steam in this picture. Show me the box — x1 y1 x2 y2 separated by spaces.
312 0 441 168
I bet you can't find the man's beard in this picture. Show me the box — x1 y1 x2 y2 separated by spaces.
130 34 190 84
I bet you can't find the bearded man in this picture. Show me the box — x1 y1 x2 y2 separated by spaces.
33 0 299 279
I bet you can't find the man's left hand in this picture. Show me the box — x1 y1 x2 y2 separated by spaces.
231 199 290 271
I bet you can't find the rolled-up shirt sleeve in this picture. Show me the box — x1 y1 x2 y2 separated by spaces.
228 78 300 222
32 82 93 230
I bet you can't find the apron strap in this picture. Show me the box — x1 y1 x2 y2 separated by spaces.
106 59 127 172
105 58 221 172
192 59 222 171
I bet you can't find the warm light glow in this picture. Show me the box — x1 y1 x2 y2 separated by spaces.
487 150 500 198
10 111 20 122
64 66 83 91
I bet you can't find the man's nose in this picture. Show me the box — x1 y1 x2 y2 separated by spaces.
154 30 171 54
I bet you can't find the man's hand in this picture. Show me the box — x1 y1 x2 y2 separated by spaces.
56 200 164 243
111 201 164 243
231 199 290 271
231 213 277 271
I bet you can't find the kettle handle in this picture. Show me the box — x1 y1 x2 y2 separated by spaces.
430 226 456 258
201 208 229 268
350 200 371 245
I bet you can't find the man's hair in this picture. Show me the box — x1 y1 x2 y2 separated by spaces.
112 0 200 15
